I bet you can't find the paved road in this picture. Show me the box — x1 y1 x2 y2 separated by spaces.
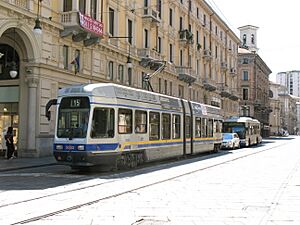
0 136 299 225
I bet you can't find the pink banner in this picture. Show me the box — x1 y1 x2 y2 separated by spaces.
79 12 103 36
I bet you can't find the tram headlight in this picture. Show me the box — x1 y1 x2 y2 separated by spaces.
77 145 85 151
56 145 63 150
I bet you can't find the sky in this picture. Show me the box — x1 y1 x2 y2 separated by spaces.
206 0 300 82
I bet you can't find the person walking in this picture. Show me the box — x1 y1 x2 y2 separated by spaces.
5 127 15 160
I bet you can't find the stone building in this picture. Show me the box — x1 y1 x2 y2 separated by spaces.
0 0 240 157
237 25 272 137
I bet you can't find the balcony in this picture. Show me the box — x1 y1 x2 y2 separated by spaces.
142 7 161 23
203 78 217 92
229 67 237 75
178 30 194 44
221 62 228 72
202 49 212 61
137 48 164 61
176 66 196 84
60 11 104 46
219 85 231 98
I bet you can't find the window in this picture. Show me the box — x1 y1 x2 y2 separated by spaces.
90 0 97 19
185 116 190 138
243 34 246 46
197 7 199 18
135 110 147 133
157 36 162 53
63 0 72 12
164 80 168 94
128 19 133 45
172 114 181 139
109 8 115 36
169 8 173 26
169 43 173 62
242 58 249 64
108 61 114 80
251 34 255 44
162 113 171 139
91 108 114 138
178 85 184 98
118 65 124 83
203 14 206 26
179 17 183 31
63 45 69 69
79 0 85 13
157 0 162 18
158 78 162 93
142 72 148 90
243 88 249 100
242 71 249 81
128 68 132 85
188 1 192 11
149 112 160 140
195 117 201 137
144 29 149 48
170 82 173 96
118 109 132 134
208 119 213 137
201 118 207 137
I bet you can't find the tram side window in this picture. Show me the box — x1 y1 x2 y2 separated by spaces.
208 119 213 137
185 116 190 138
118 109 132 134
135 110 147 133
149 112 160 140
173 114 181 139
195 117 201 138
162 113 171 139
91 108 115 138
201 118 207 137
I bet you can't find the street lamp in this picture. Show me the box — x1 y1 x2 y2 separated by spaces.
33 0 43 34
9 28 18 78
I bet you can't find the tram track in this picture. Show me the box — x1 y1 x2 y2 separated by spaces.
4 141 288 225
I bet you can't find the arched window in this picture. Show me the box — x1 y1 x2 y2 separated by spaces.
251 34 255 44
243 34 247 46
108 61 114 80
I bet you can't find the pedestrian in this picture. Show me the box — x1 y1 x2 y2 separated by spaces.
5 127 15 160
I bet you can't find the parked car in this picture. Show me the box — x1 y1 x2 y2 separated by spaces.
222 133 240 150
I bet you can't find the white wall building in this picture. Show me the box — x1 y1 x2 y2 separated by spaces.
276 71 300 97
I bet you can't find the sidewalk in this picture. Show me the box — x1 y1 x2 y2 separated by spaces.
0 155 57 172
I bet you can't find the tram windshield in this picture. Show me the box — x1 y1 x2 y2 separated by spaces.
223 122 246 139
57 97 90 139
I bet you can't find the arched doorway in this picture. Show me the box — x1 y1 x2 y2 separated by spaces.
0 31 20 157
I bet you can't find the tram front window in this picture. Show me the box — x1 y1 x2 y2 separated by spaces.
57 97 90 139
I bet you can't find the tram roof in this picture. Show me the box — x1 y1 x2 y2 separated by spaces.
224 116 260 123
58 83 222 117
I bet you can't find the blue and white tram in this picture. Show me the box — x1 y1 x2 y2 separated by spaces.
50 83 223 169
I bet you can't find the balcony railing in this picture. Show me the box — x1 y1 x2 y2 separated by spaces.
142 7 161 23
219 85 231 98
178 30 194 44
202 49 212 61
60 11 103 46
176 66 196 84
137 48 164 61
3 0 29 9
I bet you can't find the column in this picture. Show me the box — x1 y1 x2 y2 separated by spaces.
26 75 39 153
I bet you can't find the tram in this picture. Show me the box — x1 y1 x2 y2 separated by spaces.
48 83 223 169
223 116 262 147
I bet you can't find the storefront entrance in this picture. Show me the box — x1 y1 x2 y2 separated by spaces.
0 90 19 157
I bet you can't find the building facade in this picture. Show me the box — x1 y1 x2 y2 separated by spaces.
237 26 272 137
0 0 240 157
276 70 300 97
